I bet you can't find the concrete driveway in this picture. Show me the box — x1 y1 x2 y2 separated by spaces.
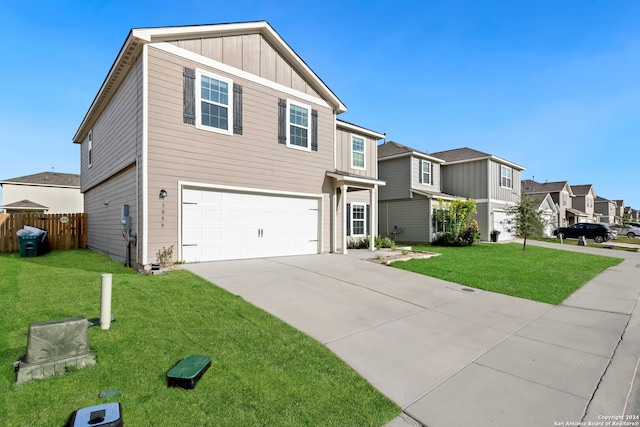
182 242 640 427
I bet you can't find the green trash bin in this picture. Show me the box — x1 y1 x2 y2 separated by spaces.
19 235 42 257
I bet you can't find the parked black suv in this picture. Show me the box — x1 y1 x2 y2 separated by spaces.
553 223 612 243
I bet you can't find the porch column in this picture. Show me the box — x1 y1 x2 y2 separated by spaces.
369 186 376 251
331 187 337 253
341 184 348 254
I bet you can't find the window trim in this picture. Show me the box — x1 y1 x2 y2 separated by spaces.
500 165 513 188
350 202 366 237
421 160 432 185
195 68 233 135
286 99 311 152
88 130 93 168
351 134 366 169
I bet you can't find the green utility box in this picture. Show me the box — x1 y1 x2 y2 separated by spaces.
167 355 211 389
19 235 44 257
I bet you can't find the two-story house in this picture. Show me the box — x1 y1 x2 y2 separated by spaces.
377 141 458 243
0 172 83 214
594 196 617 225
521 180 587 226
570 184 599 223
430 147 525 242
72 22 384 268
614 200 625 222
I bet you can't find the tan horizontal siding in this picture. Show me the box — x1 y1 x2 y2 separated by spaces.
334 128 379 178
378 198 430 243
81 58 142 192
145 46 335 258
84 164 138 265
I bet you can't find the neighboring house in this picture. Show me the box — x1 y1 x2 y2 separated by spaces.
377 141 458 243
528 193 559 237
624 206 639 222
72 21 385 268
594 196 617 225
0 172 83 214
429 147 525 242
614 200 625 221
521 180 587 226
570 184 599 223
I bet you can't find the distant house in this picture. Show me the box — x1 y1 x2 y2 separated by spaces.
528 193 559 237
429 147 525 242
570 184 599 223
72 21 385 268
0 172 83 214
614 200 625 220
377 141 458 243
594 196 617 225
521 180 587 226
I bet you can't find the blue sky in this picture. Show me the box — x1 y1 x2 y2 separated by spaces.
1 1 638 208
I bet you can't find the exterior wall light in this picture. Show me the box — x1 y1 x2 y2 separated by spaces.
159 189 167 199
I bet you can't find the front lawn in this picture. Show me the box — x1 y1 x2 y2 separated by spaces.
393 243 622 304
0 250 398 426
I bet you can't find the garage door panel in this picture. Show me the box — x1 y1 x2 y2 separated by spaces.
182 188 319 262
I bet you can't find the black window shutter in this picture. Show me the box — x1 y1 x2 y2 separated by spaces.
311 109 318 151
183 67 196 125
419 161 423 183
233 84 243 135
278 99 287 144
346 203 351 236
366 205 370 235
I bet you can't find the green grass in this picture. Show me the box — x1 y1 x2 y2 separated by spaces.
530 236 640 252
393 243 623 305
0 250 398 426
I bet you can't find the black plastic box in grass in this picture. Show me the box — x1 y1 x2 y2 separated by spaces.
166 355 211 389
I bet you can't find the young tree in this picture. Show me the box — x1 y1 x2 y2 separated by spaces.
502 193 546 251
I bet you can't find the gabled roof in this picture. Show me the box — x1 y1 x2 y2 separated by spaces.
74 21 347 143
377 141 445 163
570 184 594 197
521 179 574 196
595 196 614 203
0 199 49 210
0 172 80 188
430 147 525 170
336 119 384 140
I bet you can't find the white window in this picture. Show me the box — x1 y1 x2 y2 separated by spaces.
563 192 568 207
88 130 93 168
287 100 310 151
196 69 233 134
351 135 365 169
351 203 366 236
500 165 512 188
422 160 432 185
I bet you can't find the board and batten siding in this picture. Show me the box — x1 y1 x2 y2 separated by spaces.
379 197 431 243
145 46 335 256
169 34 321 99
440 159 488 200
411 157 441 192
378 157 411 201
80 57 143 193
335 127 378 178
84 164 138 265
489 160 521 202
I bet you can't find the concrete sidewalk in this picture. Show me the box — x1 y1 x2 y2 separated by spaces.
182 241 640 427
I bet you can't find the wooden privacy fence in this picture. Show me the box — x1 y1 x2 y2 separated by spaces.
0 213 87 253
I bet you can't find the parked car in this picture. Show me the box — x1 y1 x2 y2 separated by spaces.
625 224 640 238
553 223 612 243
610 228 618 240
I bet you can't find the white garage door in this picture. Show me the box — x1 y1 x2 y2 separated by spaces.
493 211 515 241
182 188 319 262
